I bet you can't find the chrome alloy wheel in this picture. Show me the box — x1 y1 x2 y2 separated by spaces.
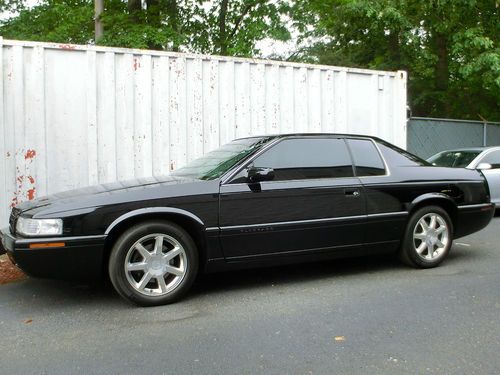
124 233 187 296
413 213 450 261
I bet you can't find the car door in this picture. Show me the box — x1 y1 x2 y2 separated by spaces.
218 136 366 260
345 138 410 247
475 149 500 205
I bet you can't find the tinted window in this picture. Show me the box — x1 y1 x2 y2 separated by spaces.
172 137 272 179
480 150 500 169
428 150 480 168
250 138 353 181
377 140 429 166
347 139 385 176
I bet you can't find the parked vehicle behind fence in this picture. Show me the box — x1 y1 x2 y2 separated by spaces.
428 147 500 207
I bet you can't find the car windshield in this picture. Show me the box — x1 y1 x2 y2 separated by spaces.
427 150 481 168
172 137 272 180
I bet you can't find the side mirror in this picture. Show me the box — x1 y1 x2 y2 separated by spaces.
477 163 492 170
247 167 275 183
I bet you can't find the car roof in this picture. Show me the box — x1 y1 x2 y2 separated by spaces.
236 133 382 141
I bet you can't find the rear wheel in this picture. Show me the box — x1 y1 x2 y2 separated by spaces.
109 221 198 306
399 206 453 268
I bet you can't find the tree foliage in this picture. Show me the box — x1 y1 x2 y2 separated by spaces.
0 0 498 121
188 0 291 55
292 0 499 121
0 0 25 14
0 0 94 44
0 1 291 56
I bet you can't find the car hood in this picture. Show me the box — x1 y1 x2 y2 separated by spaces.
16 175 218 217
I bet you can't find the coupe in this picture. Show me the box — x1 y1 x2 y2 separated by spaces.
1 134 494 306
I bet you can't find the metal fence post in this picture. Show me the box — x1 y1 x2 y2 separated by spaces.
483 121 488 147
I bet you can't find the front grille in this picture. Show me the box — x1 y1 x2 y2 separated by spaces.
9 207 21 235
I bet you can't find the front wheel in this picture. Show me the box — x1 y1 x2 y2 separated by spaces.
109 221 199 306
399 206 453 268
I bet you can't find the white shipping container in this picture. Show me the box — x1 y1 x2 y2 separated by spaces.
0 37 407 227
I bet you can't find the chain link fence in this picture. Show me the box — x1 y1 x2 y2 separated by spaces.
407 117 500 159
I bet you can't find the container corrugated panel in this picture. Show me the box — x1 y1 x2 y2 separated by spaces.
0 37 407 227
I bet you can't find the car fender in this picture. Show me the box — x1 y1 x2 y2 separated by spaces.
407 192 456 213
104 207 206 235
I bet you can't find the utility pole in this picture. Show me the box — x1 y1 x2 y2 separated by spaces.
95 0 104 41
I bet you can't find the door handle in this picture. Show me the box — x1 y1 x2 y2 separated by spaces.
344 189 360 197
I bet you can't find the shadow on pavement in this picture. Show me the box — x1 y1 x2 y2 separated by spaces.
191 242 484 298
191 254 397 296
1 244 480 308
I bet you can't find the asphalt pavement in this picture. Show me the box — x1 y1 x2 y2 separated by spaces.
1 218 499 374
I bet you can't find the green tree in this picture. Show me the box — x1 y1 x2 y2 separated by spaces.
0 1 291 57
0 0 94 44
0 0 25 13
292 0 499 121
188 0 291 56
1 1 497 121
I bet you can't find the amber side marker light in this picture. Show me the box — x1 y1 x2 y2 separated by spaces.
29 243 65 249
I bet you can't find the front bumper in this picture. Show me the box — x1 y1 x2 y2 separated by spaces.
0 228 107 281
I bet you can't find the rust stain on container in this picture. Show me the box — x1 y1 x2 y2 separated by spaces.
27 188 36 201
59 44 76 50
10 197 18 208
133 58 141 71
24 149 36 160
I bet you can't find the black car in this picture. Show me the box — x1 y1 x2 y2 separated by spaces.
0 134 494 306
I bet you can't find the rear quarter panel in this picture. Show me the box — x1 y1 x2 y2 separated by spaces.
360 166 489 243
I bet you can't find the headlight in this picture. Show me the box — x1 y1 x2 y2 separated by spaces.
16 217 63 237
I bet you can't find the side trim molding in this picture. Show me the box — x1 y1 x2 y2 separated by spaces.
367 211 408 219
217 211 408 232
457 203 494 211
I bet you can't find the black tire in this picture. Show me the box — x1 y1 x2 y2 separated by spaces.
109 220 199 306
399 205 453 268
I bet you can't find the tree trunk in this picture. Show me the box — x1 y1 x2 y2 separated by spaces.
128 0 142 22
427 0 451 116
434 32 450 115
434 34 448 91
388 31 401 69
94 0 104 41
146 0 160 27
145 0 162 49
218 0 229 55
128 0 142 12
166 0 180 51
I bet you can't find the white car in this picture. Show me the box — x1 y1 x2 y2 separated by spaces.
427 147 500 207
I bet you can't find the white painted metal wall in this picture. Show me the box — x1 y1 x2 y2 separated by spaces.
0 37 407 226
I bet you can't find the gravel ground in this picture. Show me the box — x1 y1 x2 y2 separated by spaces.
0 254 26 285
0 218 499 374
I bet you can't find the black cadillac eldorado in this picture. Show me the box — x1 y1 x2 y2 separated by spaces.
0 134 494 306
